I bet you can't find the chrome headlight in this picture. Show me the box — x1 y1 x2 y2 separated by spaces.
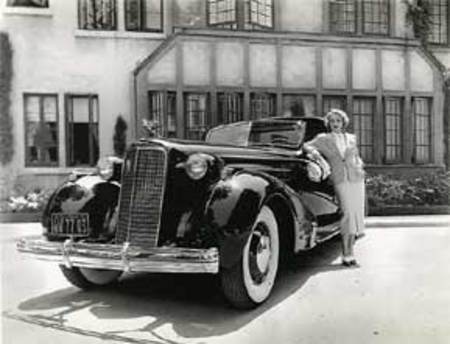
177 153 214 180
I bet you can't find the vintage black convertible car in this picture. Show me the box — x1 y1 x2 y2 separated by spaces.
17 116 342 309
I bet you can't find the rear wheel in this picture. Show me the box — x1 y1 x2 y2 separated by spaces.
60 266 122 290
221 205 279 309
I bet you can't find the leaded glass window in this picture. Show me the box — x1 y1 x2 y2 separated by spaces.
384 97 402 163
323 96 347 116
218 93 243 124
352 97 375 163
429 0 448 44
251 93 276 119
413 97 431 164
362 0 389 35
185 93 208 140
148 91 177 138
329 0 356 33
125 0 163 32
78 0 117 30
329 0 390 35
245 0 274 30
66 95 99 166
207 0 237 29
207 0 273 30
282 94 316 117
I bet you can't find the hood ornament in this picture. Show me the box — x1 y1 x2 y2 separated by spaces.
142 119 161 138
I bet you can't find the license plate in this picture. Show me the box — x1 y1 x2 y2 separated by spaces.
50 213 90 237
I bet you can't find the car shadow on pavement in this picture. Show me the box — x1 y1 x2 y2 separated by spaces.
6 237 346 344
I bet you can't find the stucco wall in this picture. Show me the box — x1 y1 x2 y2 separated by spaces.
1 0 165 191
183 41 211 85
382 50 406 90
147 48 176 84
282 46 316 88
322 48 347 89
410 51 434 92
353 49 376 90
249 44 277 87
216 42 244 86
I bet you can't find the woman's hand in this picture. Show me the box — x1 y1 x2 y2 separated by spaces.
306 150 331 181
309 149 322 160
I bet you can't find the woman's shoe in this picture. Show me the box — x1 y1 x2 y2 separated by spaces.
356 232 366 239
341 257 352 267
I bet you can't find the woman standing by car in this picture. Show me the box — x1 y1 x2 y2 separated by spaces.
304 109 365 266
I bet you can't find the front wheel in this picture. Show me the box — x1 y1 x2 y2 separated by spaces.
220 205 280 309
60 266 122 290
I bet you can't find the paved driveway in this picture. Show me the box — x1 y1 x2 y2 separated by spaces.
1 223 450 344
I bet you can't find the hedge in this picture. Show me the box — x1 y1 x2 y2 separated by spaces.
366 171 450 207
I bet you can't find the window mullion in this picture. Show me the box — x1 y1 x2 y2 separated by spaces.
38 96 44 164
236 0 245 30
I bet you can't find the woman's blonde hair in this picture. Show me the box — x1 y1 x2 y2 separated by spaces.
324 108 350 130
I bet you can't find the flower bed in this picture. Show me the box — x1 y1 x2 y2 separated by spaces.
0 188 52 214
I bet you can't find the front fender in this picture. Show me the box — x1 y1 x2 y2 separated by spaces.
43 175 120 240
205 172 277 268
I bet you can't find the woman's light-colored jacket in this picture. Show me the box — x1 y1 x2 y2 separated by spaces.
305 133 365 185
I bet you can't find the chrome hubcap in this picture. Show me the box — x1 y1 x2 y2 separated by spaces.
249 223 271 284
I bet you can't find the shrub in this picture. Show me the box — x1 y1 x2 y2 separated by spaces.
366 172 450 207
113 115 127 158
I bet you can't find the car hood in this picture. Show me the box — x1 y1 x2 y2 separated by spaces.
134 138 301 163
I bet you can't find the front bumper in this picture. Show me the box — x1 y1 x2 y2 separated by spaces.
17 236 219 274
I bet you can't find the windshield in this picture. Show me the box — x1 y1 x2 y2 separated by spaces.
206 120 306 149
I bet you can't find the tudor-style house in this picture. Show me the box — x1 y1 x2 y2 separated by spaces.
0 0 449 194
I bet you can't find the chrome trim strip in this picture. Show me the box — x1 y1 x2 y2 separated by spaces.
17 236 219 274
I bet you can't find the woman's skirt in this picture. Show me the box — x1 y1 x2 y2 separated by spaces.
335 180 365 236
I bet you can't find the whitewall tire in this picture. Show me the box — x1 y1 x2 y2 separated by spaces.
221 205 280 309
60 266 122 290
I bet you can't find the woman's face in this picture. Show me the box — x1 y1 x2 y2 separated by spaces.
328 114 344 133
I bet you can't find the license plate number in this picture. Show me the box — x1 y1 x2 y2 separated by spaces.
50 213 89 236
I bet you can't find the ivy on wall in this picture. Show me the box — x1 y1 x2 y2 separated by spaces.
0 32 14 165
404 0 433 45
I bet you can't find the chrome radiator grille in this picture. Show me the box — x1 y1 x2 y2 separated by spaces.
115 147 167 248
